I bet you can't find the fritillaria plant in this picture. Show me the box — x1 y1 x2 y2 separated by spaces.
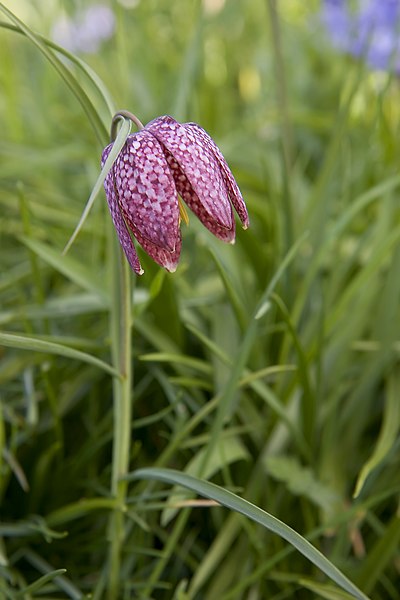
98 112 249 594
102 111 249 274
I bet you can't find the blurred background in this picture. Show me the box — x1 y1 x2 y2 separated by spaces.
1 1 400 598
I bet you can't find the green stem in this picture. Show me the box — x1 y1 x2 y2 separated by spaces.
107 235 133 599
110 110 144 142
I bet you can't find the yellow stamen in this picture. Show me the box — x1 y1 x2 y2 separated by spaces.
178 196 190 226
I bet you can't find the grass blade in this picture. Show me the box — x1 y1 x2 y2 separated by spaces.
131 467 370 600
353 371 400 498
0 3 107 144
20 237 107 301
0 22 115 116
0 331 118 377
63 117 132 254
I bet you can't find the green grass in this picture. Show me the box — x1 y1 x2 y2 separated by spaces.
1 1 400 598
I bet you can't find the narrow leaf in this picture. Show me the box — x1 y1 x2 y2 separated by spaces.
0 331 118 377
265 455 339 511
354 372 400 498
130 467 370 600
15 570 67 598
299 579 357 600
356 514 400 593
162 437 249 525
63 117 132 254
0 3 107 143
19 237 107 301
139 352 212 374
0 22 115 116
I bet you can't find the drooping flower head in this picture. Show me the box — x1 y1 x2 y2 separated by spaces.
321 0 400 73
102 112 249 275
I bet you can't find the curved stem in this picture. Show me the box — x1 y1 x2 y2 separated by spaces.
110 110 144 141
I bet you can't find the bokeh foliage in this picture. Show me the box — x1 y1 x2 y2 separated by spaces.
1 0 399 598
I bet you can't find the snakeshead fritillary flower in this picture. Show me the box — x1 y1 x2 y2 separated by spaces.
102 113 249 275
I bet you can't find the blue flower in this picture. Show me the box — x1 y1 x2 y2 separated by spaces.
321 0 351 50
321 0 400 73
51 4 115 54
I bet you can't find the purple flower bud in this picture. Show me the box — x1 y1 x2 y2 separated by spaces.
102 114 249 274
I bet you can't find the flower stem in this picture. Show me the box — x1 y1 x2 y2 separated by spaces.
110 110 144 141
107 233 133 599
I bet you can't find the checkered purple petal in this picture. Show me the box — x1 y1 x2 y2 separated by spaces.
163 147 235 243
122 217 182 273
146 115 234 230
101 145 143 275
113 131 180 252
184 122 250 229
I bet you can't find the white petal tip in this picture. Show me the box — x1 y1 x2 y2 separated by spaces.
138 268 145 275
165 262 178 273
229 239 236 245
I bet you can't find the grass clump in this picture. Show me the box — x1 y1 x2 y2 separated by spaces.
0 1 399 598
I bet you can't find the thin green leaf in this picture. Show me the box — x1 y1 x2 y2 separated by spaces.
139 352 212 374
19 237 107 301
63 117 132 254
198 232 310 476
328 226 400 333
299 579 358 600
280 174 400 365
47 498 119 527
264 455 339 511
356 514 400 593
0 22 115 116
0 3 107 144
15 569 67 598
0 516 66 542
0 293 108 325
354 372 400 498
162 437 249 525
271 293 316 446
239 364 297 386
185 319 309 459
0 331 118 377
209 249 248 330
23 549 83 599
130 467 370 600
